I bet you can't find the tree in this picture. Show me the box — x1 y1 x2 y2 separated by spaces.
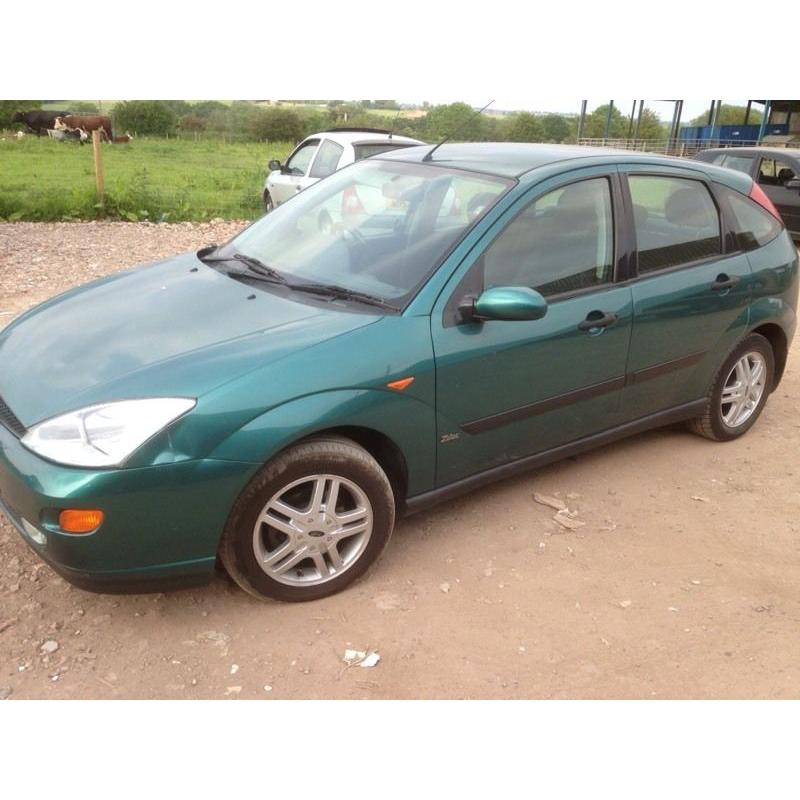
505 112 544 143
541 114 571 143
163 100 193 118
249 107 304 142
178 114 207 132
70 101 100 114
636 108 667 140
582 104 628 139
113 100 177 136
689 104 762 127
424 102 485 141
191 101 229 119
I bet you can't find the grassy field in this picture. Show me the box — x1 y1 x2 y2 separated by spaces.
0 136 292 222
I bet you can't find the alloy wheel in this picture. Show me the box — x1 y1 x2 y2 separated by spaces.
720 351 767 428
252 474 374 587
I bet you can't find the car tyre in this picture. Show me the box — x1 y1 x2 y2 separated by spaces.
689 333 774 442
263 190 274 213
219 436 395 602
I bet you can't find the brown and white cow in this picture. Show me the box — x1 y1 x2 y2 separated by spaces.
55 115 113 142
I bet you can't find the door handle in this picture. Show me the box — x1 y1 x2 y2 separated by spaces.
578 311 618 331
296 185 303 192
711 273 740 291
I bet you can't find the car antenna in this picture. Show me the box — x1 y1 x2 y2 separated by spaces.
422 100 494 163
388 109 402 139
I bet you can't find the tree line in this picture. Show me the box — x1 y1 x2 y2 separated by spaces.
1 100 762 144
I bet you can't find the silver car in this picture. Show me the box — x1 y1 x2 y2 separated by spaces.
263 128 423 212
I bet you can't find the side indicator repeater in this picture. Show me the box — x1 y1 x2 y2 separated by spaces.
387 376 415 392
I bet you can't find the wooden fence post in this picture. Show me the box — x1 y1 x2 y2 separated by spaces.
92 129 105 211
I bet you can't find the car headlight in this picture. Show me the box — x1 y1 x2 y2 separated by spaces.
21 398 196 468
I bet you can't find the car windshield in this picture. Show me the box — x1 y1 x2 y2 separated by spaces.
220 159 512 306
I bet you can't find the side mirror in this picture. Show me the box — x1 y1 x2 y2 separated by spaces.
460 286 548 323
268 159 282 172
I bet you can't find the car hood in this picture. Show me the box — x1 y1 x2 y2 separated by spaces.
0 252 379 426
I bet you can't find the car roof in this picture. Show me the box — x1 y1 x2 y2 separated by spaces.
374 142 756 194
376 142 716 178
304 129 423 146
696 146 800 159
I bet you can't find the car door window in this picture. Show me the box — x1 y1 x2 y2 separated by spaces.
717 185 782 251
629 175 721 274
758 158 797 186
482 177 614 298
309 139 344 179
285 140 320 176
719 154 755 174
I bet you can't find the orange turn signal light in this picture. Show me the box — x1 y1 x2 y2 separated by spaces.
59 509 104 534
386 376 415 392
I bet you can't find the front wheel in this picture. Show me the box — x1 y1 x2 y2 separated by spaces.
263 190 274 213
219 436 395 602
689 333 774 441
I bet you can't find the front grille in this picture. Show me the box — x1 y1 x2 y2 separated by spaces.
0 396 26 437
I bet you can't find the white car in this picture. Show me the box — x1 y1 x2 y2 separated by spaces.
263 128 424 212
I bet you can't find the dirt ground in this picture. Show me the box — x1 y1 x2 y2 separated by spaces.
1 222 798 700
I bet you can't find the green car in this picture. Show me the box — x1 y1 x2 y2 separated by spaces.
0 144 797 602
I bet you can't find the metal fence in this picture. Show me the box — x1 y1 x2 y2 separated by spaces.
577 137 768 157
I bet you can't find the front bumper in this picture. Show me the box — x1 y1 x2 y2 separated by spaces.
0 423 259 593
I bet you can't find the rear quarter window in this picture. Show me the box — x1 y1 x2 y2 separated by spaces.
716 185 783 251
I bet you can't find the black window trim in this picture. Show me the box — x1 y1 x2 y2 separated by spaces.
622 171 727 282
442 171 623 326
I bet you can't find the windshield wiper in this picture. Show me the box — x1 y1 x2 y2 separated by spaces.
287 282 397 311
198 250 287 285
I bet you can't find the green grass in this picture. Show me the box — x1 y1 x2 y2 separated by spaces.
0 136 292 222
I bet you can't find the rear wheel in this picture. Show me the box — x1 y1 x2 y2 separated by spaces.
689 333 774 441
219 436 395 602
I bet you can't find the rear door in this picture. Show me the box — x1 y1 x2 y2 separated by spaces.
620 167 752 421
755 155 800 234
309 138 345 181
431 168 634 486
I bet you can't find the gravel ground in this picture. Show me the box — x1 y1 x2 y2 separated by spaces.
0 220 245 315
1 222 799 700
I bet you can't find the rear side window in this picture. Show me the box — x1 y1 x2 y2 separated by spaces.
482 177 614 298
718 154 755 174
717 185 782 251
354 143 415 161
758 158 797 186
629 175 721 274
309 139 344 179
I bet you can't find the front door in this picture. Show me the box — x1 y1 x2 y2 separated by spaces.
268 138 321 205
432 171 633 486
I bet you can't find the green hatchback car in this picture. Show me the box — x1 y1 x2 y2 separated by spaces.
0 144 797 601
